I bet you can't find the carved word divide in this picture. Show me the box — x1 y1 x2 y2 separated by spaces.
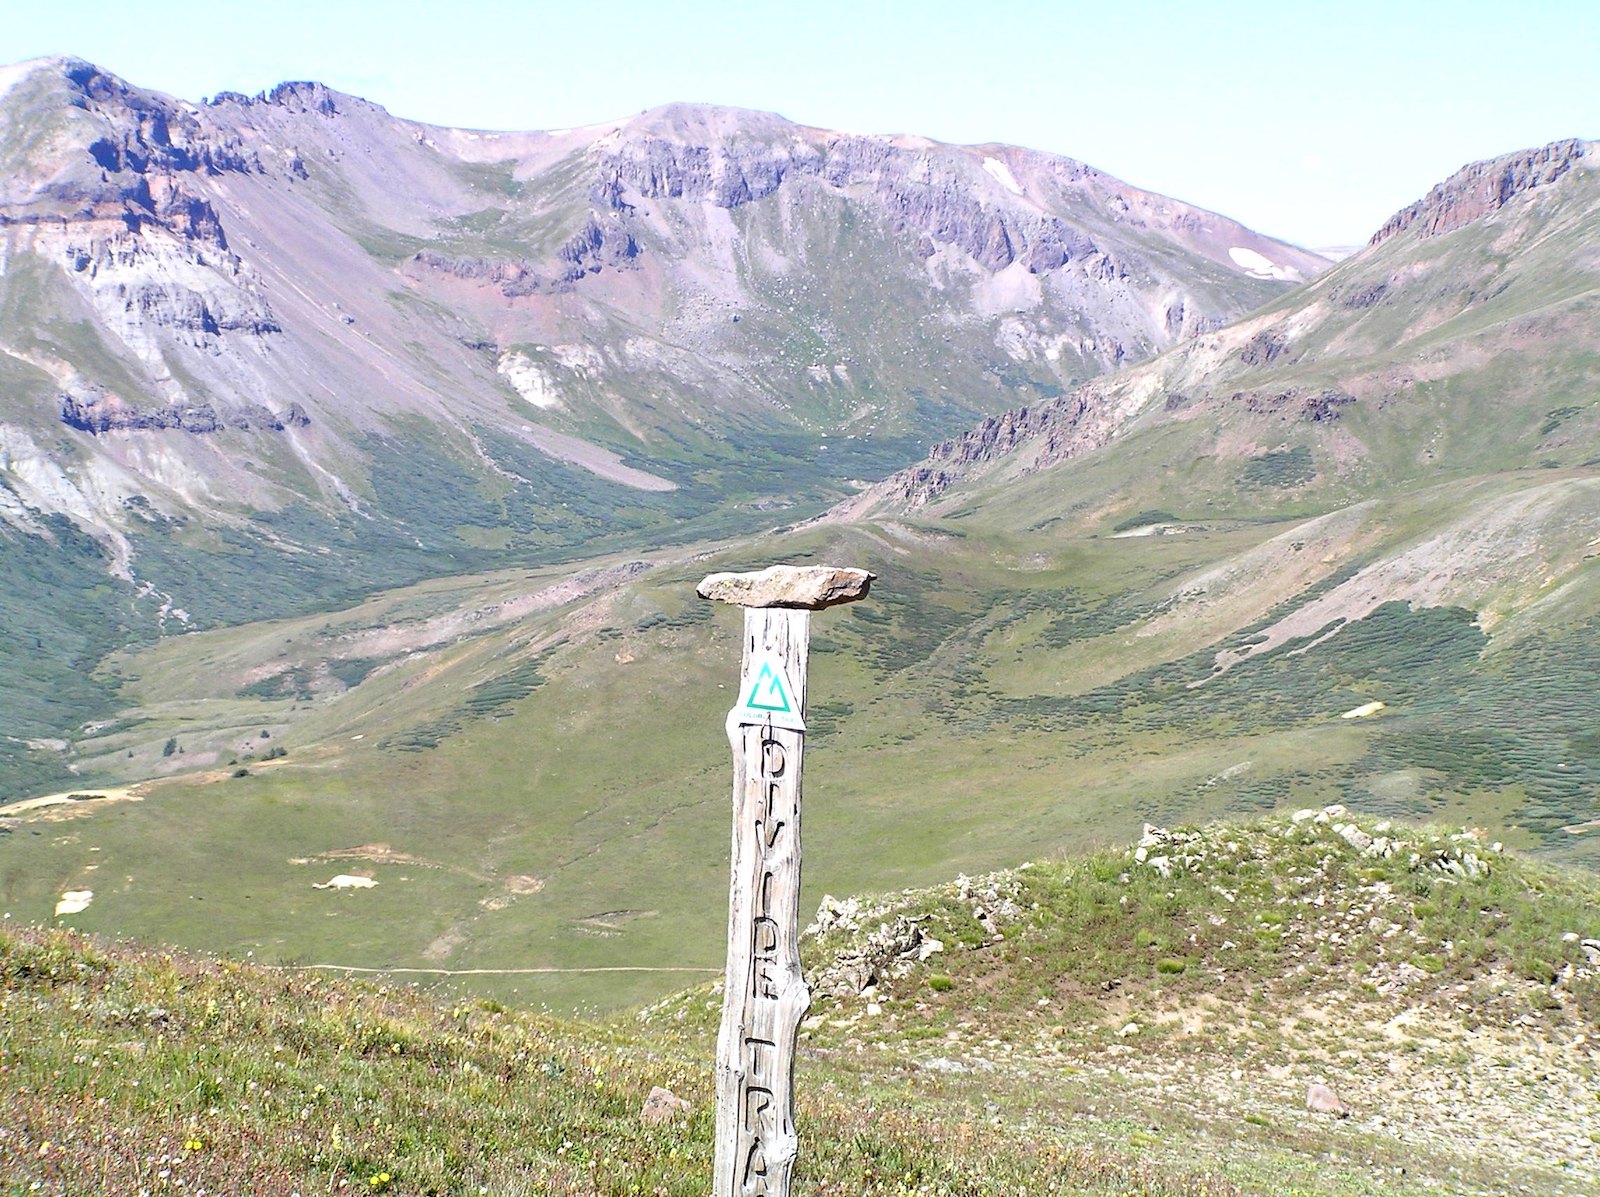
731 728 801 1194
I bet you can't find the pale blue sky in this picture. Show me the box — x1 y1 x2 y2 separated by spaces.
5 0 1596 248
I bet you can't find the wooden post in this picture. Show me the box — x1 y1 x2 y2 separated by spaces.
698 565 873 1197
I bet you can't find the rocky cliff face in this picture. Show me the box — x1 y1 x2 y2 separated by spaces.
880 395 1095 507
1369 139 1591 245
2 59 284 377
595 125 1113 277
60 390 308 434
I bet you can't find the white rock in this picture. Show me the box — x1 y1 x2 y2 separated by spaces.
1340 825 1374 852
1118 1022 1140 1037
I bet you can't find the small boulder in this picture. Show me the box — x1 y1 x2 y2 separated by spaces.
641 1086 692 1126
1305 1082 1349 1117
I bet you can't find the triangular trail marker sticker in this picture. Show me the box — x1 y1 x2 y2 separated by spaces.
746 661 792 713
735 650 805 731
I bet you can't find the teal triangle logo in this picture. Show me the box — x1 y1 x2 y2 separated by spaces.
734 650 805 731
745 661 793 714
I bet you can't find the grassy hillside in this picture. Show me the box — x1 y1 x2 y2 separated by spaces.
4 810 1596 1195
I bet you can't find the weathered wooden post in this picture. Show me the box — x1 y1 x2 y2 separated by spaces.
697 564 874 1197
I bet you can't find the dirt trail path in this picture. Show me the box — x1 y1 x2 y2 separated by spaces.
263 963 718 976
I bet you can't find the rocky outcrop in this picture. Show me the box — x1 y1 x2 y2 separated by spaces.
61 393 309 435
1336 280 1388 309
877 390 1097 506
412 213 640 296
1369 139 1591 245
1239 329 1289 366
0 59 284 352
1229 387 1357 422
56 60 266 181
206 81 340 117
554 213 641 279
869 374 1355 510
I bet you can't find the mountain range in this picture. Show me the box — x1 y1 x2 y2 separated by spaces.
0 55 1318 578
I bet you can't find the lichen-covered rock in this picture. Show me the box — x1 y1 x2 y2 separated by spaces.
697 564 873 610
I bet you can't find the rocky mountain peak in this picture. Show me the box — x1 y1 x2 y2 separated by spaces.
205 79 362 119
1369 137 1593 246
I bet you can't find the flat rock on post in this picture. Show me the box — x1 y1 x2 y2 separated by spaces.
697 565 874 610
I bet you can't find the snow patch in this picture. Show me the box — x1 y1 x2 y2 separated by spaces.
55 890 94 916
0 59 44 106
982 156 1024 196
1340 701 1387 720
497 351 563 409
314 874 377 891
1228 246 1299 282
1110 523 1176 539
